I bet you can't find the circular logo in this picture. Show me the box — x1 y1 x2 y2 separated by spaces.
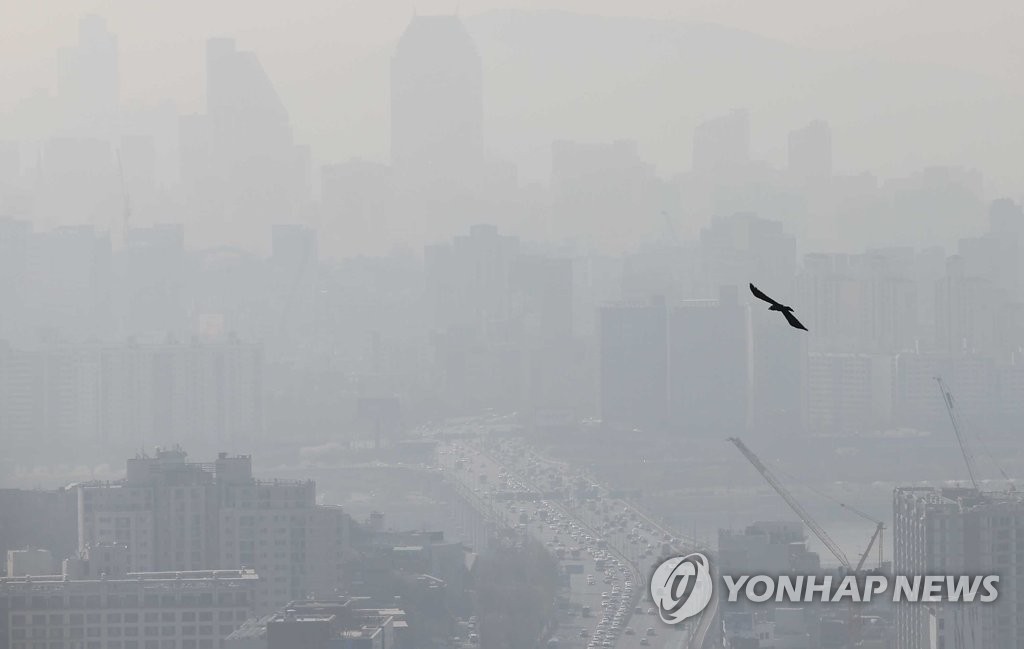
649 552 714 625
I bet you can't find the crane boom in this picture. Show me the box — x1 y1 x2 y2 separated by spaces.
840 502 885 571
728 437 852 570
934 376 979 490
855 522 884 572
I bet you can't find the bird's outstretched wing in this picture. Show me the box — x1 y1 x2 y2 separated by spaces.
749 283 779 306
783 310 808 331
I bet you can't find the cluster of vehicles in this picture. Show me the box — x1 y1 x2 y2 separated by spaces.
582 501 681 563
584 576 657 648
442 436 692 649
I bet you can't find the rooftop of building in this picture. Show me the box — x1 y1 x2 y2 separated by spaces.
394 14 480 70
68 449 314 490
271 612 336 624
896 485 1024 509
227 600 401 640
1 568 258 588
226 615 274 640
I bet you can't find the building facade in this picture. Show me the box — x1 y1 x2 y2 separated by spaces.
0 559 257 649
77 450 349 613
893 487 1023 649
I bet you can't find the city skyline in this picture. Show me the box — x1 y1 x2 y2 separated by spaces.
1 8 1023 229
1 4 1021 647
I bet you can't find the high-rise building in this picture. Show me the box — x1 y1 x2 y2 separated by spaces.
751 306 806 436
390 14 484 240
390 15 483 189
668 286 750 436
990 198 1024 241
872 166 985 250
57 15 119 137
36 138 118 230
700 213 797 300
893 352 997 433
77 449 350 613
692 109 750 176
806 353 893 433
319 159 393 256
23 225 112 339
893 487 1024 649
598 299 668 431
118 224 187 337
0 338 263 449
0 219 30 341
424 225 520 337
180 38 304 252
508 255 573 341
0 488 79 577
271 225 317 273
935 255 998 356
787 120 832 183
0 141 19 189
425 226 583 415
550 139 674 252
797 250 919 354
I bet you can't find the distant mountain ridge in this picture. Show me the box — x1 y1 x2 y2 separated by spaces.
460 9 1022 190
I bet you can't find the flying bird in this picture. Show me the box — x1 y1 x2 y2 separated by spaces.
749 283 808 331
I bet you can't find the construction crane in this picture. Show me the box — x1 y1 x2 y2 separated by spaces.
840 502 885 572
727 437 852 571
934 376 980 490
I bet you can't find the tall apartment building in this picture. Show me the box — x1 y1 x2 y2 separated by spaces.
0 542 257 649
788 120 832 183
669 286 750 436
751 305 806 436
893 487 1024 649
0 339 262 449
598 288 759 435
77 449 349 613
806 353 893 433
0 488 79 567
700 213 797 300
692 109 750 176
797 250 918 355
893 352 996 433
598 298 668 431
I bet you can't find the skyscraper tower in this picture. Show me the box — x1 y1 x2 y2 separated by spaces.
788 120 832 183
57 15 119 137
179 37 301 251
390 14 483 188
692 109 750 176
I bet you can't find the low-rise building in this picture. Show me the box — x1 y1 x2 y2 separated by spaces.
225 599 403 649
0 545 258 649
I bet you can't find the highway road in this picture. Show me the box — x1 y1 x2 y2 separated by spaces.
438 433 719 649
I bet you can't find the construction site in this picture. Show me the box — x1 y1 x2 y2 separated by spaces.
712 376 1022 649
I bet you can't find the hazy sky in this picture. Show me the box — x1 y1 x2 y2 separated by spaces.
2 1 1022 188
4 0 1021 103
